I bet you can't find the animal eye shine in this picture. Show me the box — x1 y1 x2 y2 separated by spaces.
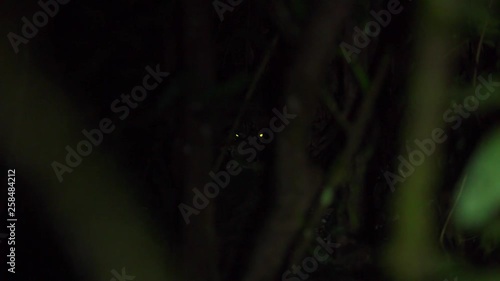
259 133 264 138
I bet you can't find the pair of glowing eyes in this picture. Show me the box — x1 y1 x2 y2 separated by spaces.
235 133 265 138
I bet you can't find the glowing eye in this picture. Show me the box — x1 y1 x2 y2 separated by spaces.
259 133 264 138
235 133 240 138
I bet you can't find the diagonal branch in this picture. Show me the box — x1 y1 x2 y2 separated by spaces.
242 2 351 281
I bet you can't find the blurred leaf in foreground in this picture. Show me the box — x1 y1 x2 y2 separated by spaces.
455 128 500 229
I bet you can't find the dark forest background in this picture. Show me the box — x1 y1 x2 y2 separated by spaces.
1 0 500 280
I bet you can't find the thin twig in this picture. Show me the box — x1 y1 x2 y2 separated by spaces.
439 174 468 254
321 90 350 130
472 0 493 87
290 55 390 266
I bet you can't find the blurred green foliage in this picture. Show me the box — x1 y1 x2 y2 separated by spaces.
455 128 500 229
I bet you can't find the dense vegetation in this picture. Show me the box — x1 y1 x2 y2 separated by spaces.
1 0 500 280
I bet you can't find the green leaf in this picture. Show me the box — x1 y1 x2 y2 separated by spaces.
320 187 334 208
455 128 500 229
